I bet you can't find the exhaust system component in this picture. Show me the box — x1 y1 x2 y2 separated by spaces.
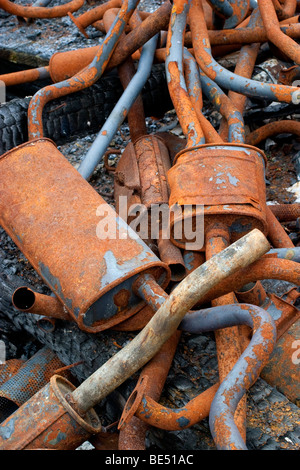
77 34 159 180
114 135 186 282
0 229 271 450
0 360 25 387
118 331 181 449
259 0 300 65
68 0 122 37
27 0 142 140
0 0 84 18
0 347 72 423
0 138 170 333
189 0 300 104
261 319 300 406
1 0 173 334
119 303 276 439
0 66 50 87
12 287 72 321
167 143 268 250
180 303 276 450
0 375 101 450
50 1 171 82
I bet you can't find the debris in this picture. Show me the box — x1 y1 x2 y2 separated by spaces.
0 0 299 453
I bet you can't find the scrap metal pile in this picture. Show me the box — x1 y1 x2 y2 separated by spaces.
0 0 299 451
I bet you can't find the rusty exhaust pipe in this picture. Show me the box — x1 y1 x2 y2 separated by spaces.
0 0 174 334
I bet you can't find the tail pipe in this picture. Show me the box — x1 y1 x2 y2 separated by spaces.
12 287 71 321
49 1 172 83
27 0 141 140
77 33 159 180
0 0 84 18
118 331 181 449
188 0 300 104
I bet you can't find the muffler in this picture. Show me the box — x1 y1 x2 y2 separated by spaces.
0 139 170 332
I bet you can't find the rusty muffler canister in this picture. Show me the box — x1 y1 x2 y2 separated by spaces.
0 139 170 332
0 375 101 450
167 144 268 250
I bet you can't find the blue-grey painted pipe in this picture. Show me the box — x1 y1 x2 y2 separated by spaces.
224 0 250 29
165 0 190 93
197 64 245 143
199 47 300 103
32 0 52 6
183 48 203 105
209 0 234 18
200 47 300 104
77 34 158 180
267 248 300 263
179 303 277 450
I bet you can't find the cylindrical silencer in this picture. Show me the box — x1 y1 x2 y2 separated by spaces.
167 144 268 250
0 139 170 332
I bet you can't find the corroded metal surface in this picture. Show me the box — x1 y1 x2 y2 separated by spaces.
167 144 268 249
0 347 72 422
118 331 181 449
0 139 170 332
27 0 142 140
258 0 300 65
0 375 101 450
268 203 300 222
70 230 270 414
189 0 300 104
261 319 300 406
49 2 171 82
1 0 300 452
0 66 50 87
0 360 25 387
0 0 84 19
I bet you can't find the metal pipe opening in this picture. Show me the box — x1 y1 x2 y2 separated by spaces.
12 287 36 311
